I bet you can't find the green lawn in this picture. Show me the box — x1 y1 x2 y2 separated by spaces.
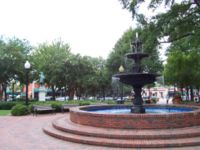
0 110 11 116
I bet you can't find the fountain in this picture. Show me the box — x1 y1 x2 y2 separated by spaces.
43 33 200 148
114 32 158 113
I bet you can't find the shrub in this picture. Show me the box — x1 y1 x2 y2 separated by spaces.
28 104 34 113
0 102 17 110
151 98 158 104
51 103 62 112
79 101 90 106
106 100 115 104
11 104 29 116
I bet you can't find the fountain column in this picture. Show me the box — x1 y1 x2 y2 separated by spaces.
131 85 145 113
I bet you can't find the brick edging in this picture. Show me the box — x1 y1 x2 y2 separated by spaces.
70 104 200 129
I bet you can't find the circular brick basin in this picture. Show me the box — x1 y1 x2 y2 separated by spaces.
70 105 200 129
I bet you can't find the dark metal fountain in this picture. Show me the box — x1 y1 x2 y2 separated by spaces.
114 33 158 113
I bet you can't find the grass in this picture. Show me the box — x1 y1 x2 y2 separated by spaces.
0 110 11 116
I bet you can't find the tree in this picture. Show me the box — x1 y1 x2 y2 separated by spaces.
0 37 32 101
93 57 111 99
32 40 111 100
164 49 200 100
106 28 134 75
64 54 95 99
119 0 200 45
68 56 110 100
119 0 200 17
31 39 71 100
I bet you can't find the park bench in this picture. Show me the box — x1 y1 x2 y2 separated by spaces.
61 104 78 112
32 105 55 116
116 99 125 104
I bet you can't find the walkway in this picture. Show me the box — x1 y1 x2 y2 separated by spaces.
0 113 199 150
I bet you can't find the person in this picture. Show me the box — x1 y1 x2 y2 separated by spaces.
39 72 45 86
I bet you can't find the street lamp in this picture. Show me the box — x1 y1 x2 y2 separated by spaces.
11 79 15 101
24 60 31 105
118 65 124 102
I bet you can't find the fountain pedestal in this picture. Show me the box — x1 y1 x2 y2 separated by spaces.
131 85 145 113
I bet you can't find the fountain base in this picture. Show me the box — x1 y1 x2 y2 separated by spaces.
70 105 200 129
131 105 145 113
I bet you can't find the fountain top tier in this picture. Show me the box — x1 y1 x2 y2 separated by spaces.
128 32 149 73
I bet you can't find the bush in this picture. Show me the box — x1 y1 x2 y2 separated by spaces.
106 100 115 104
0 102 17 110
79 101 90 106
28 104 34 113
11 104 29 116
51 103 62 112
151 98 158 104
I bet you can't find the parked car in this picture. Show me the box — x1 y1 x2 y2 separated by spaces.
16 95 21 99
105 97 113 100
45 96 52 100
55 96 69 101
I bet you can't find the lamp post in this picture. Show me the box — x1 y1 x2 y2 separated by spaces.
119 65 124 102
24 60 31 105
11 79 15 101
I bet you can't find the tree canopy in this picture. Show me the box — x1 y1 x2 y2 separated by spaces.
0 37 32 100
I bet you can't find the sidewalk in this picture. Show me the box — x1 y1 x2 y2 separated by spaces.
0 113 199 150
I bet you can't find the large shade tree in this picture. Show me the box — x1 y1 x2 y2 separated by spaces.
119 0 200 47
66 55 110 100
164 49 200 100
0 37 32 101
31 40 71 100
31 40 110 100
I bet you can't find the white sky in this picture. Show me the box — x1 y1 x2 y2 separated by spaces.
0 0 133 59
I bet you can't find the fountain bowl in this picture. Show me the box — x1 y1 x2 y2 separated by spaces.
114 73 158 86
70 104 200 129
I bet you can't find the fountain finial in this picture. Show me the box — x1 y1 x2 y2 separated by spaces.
136 32 138 39
132 32 142 53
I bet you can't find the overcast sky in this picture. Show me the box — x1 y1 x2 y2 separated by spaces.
0 0 134 58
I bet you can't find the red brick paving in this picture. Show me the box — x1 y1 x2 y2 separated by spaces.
0 113 200 150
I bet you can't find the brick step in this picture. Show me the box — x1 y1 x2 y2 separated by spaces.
43 123 200 148
52 116 200 140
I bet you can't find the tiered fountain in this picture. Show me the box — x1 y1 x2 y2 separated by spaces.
114 33 158 113
43 33 200 148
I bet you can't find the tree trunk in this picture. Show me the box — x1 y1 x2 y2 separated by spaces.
51 85 56 100
186 87 189 101
64 86 67 101
2 83 7 101
180 86 184 96
77 87 81 100
68 87 75 100
197 87 200 100
190 86 194 101
102 86 105 100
